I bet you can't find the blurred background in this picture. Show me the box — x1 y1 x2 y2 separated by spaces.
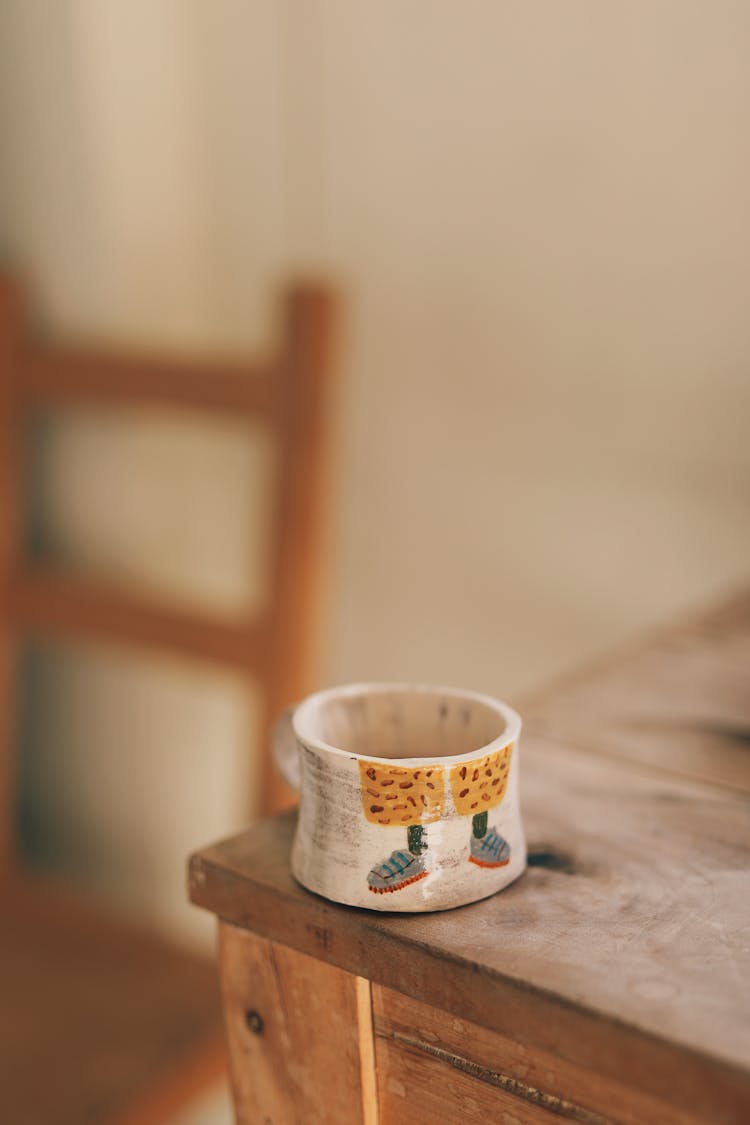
0 2 748 1123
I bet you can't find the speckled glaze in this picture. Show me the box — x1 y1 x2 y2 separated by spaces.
274 683 526 912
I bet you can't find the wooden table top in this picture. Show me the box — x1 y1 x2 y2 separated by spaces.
190 589 750 1115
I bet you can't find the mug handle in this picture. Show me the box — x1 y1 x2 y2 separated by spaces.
273 706 301 791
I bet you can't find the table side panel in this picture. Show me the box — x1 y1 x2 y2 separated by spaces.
217 922 372 1125
373 985 707 1125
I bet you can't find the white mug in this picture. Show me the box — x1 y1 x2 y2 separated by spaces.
275 683 526 912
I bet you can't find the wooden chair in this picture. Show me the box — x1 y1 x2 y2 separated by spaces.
0 275 337 1125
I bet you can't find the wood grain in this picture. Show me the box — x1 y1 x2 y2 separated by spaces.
521 588 750 794
376 1042 561 1125
218 921 369 1125
373 985 700 1125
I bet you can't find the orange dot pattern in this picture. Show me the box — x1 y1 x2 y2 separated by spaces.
449 743 513 816
358 760 445 826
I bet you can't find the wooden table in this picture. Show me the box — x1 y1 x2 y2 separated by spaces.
189 591 750 1124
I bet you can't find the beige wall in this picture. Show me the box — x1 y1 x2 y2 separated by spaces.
1 1 749 950
321 2 750 695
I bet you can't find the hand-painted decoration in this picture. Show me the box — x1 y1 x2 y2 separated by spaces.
360 743 513 894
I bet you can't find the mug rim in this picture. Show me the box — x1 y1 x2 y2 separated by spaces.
291 681 521 766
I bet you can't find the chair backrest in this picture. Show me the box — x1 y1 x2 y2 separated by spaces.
0 276 337 879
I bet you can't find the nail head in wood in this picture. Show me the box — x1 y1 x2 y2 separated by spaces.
245 1009 264 1035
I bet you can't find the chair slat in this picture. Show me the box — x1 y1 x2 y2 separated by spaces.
9 567 268 670
22 348 277 417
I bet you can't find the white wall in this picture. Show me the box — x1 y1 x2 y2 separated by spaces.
1 1 749 951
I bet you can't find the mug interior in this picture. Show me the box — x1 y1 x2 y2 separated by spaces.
296 684 512 761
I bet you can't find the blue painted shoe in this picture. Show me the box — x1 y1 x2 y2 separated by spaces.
469 827 511 868
367 849 428 894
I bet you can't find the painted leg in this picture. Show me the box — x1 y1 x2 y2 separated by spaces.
472 811 488 839
408 823 428 855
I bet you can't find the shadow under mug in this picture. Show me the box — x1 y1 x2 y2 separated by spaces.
275 682 526 912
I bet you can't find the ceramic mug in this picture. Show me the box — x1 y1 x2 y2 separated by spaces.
274 683 526 912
